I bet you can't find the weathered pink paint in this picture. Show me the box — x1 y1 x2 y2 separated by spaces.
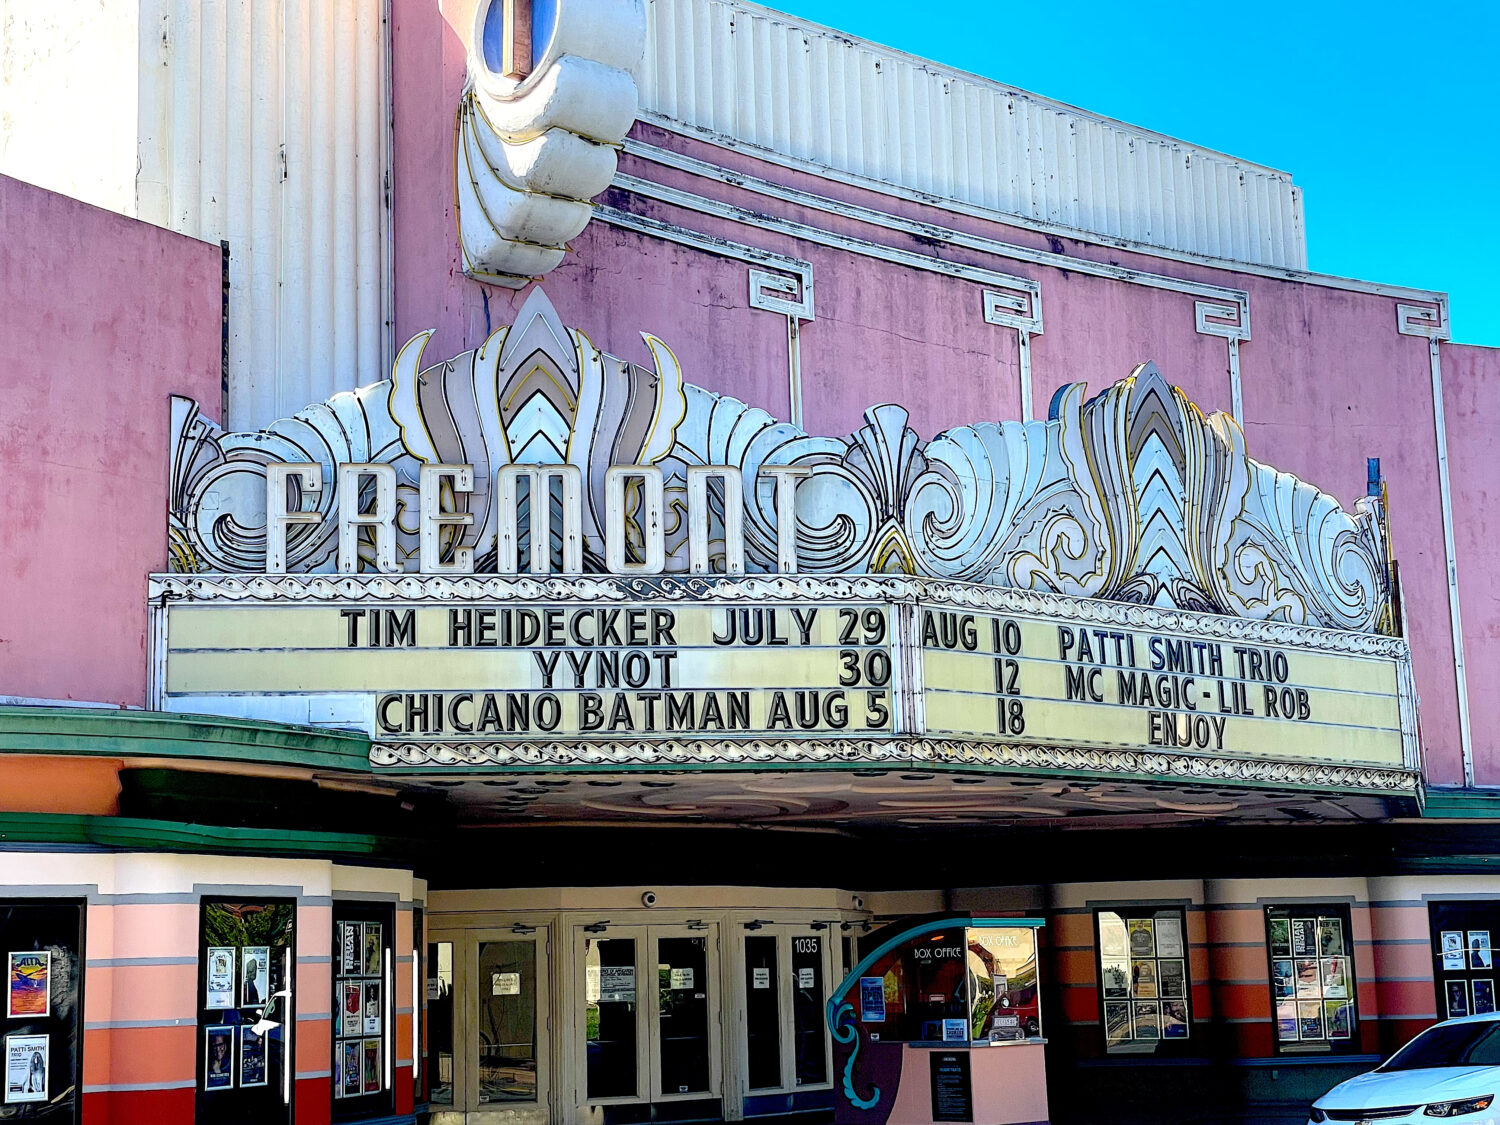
390 1 1466 785
1442 342 1500 785
0 174 221 707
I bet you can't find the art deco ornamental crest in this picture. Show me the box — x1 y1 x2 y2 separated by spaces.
168 288 1393 634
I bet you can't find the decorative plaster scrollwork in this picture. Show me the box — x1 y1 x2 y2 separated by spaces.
364 736 1419 794
166 287 1394 633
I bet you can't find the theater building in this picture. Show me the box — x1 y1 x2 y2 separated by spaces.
2 1 1500 1124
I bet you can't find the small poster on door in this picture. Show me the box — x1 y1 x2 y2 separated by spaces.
859 976 886 1022
337 1039 361 1098
342 981 362 1037
1442 930 1467 970
1155 916 1185 958
599 965 635 1003
491 972 519 997
1449 979 1471 1019
6 953 48 1018
669 967 694 990
240 946 269 1008
4 1034 47 1104
752 967 770 989
1475 979 1496 1015
204 1025 234 1091
206 947 235 1009
341 922 360 975
798 967 816 989
1161 999 1189 1039
363 980 382 1034
362 1038 381 1094
942 1018 967 1042
1099 916 1127 958
1127 919 1155 958
1470 931 1493 970
362 924 382 976
239 1025 267 1088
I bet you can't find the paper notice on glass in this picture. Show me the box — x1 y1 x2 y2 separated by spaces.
206 947 235 1009
669 967 694 990
492 972 520 996
4 1034 47 1104
942 1018 968 1042
752 967 770 989
599 965 635 1003
798 967 815 989
1442 930 1467 971
859 976 886 1022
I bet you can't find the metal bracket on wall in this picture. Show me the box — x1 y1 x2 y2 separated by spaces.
748 268 815 428
982 285 1044 421
1194 300 1252 420
594 203 814 425
1397 300 1471 786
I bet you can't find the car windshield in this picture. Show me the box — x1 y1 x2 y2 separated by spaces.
1382 1021 1500 1071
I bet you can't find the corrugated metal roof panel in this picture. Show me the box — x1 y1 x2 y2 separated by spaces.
639 0 1307 269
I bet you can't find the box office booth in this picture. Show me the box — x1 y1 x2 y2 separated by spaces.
830 914 1047 1125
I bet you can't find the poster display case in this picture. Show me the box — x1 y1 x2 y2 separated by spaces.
0 900 81 1123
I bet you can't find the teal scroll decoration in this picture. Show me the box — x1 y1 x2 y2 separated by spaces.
830 1000 880 1110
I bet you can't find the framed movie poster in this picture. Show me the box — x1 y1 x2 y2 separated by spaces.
240 946 269 1009
1449 979 1471 1019
341 923 360 976
1475 979 1496 1015
1155 916 1185 959
206 947 235 1009
362 925 382 977
1127 919 1155 958
204 1025 234 1091
4 1033 48 1104
1469 931 1493 970
342 981 362 1037
1272 959 1294 1000
1275 1001 1298 1041
239 1026 268 1088
1161 999 1189 1039
338 1039 361 1099
1131 1001 1160 1040
1442 930 1467 971
362 981 381 1035
362 1038 381 1094
7 951 49 1018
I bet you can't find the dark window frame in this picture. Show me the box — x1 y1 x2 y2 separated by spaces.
1091 904 1196 1056
1261 902 1360 1057
1426 901 1500 1023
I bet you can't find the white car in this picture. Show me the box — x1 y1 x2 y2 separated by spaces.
1309 1012 1500 1122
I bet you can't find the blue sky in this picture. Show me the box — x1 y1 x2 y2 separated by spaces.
773 1 1500 348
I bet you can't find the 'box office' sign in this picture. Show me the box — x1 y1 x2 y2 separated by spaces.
149 573 1418 789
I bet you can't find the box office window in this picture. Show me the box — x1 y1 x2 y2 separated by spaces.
1 899 83 1124
197 899 295 1125
1095 908 1191 1053
1264 904 1357 1054
333 905 394 1117
848 924 1041 1045
1428 903 1500 1020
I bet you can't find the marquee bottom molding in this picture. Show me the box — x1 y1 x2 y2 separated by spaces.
367 737 1422 794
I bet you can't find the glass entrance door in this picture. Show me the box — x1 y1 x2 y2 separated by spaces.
577 924 721 1113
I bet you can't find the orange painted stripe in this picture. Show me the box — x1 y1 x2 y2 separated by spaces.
297 905 333 959
1052 949 1097 982
296 1014 332 1070
1214 983 1272 1021
1372 943 1436 981
1369 906 1431 942
1374 978 1438 1018
83 963 197 1025
1048 915 1095 949
92 903 200 960
83 1025 195 1087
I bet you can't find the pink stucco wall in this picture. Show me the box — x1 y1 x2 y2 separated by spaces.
0 174 222 706
1443 342 1500 785
390 1 1467 785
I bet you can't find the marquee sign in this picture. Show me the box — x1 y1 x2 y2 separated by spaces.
154 289 1419 796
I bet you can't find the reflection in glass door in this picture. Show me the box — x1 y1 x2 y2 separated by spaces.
577 925 721 1113
583 935 640 1099
656 934 712 1096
